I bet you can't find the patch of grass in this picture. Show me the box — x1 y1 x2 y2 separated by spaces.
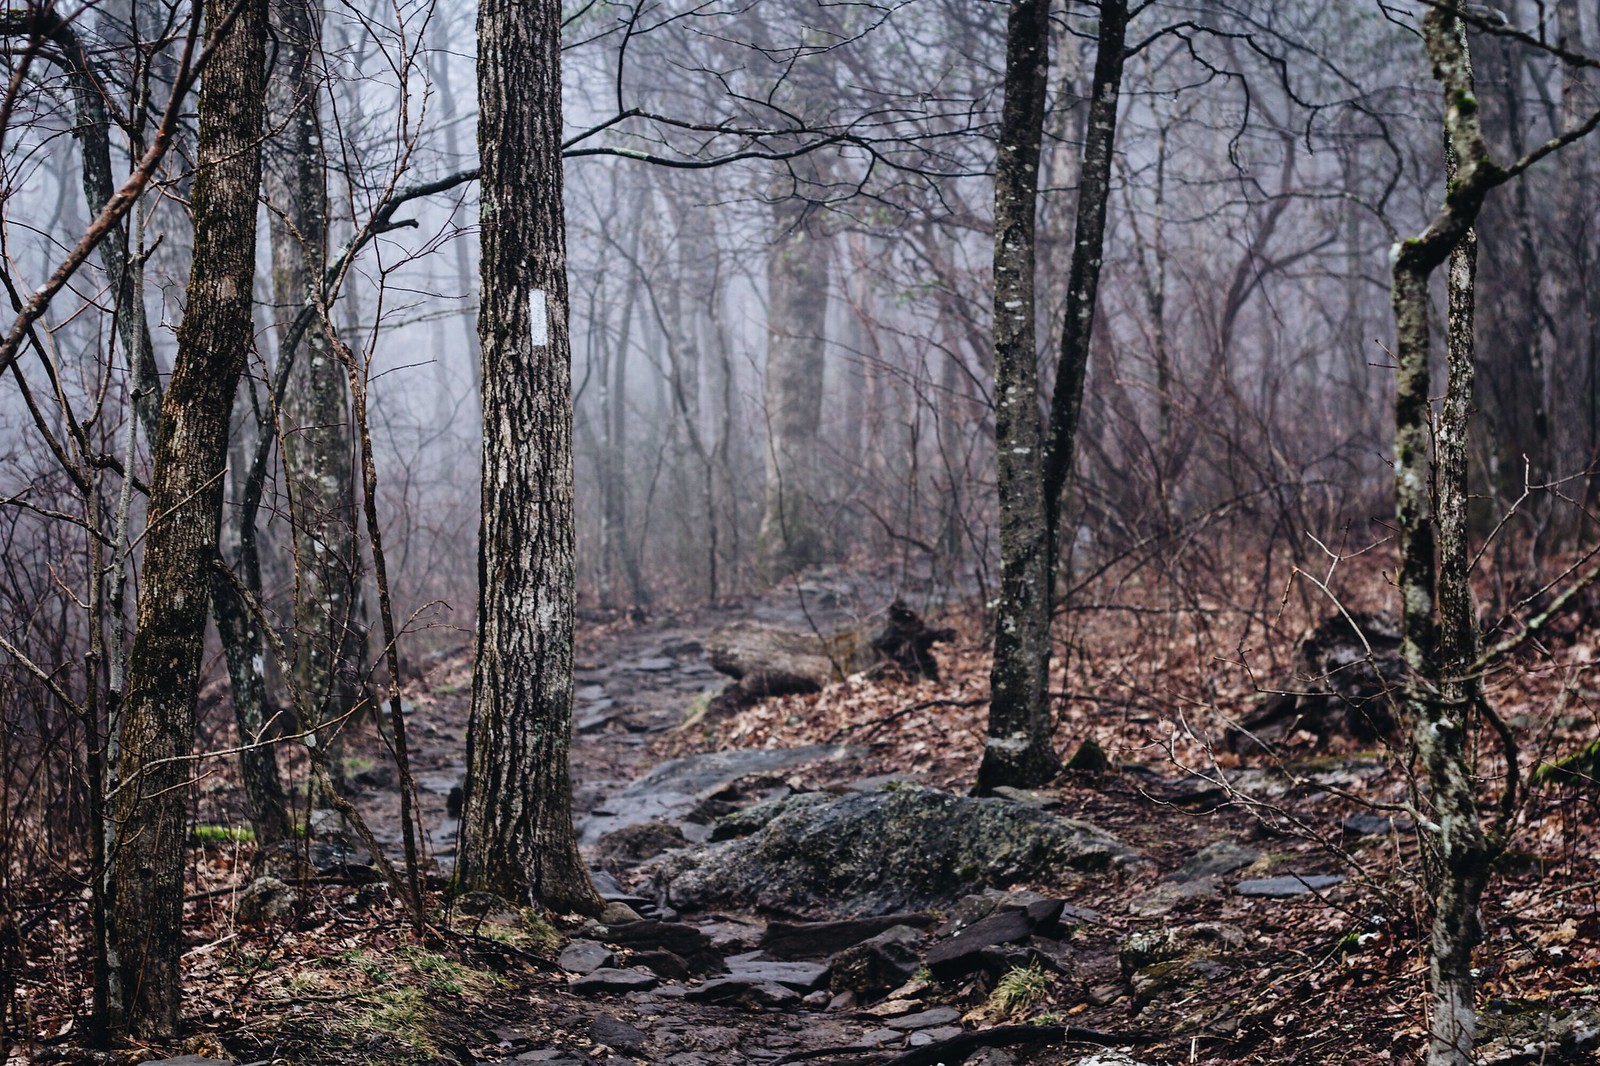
984 963 1051 1019
344 755 377 774
193 824 255 845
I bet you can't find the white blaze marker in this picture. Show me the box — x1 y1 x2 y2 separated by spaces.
529 288 549 347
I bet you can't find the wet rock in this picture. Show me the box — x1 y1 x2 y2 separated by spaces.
1234 873 1346 897
709 791 833 841
558 940 615 975
1168 841 1259 882
579 744 853 845
570 968 659 994
723 952 830 991
762 913 935 959
590 1015 648 1055
236 877 297 924
887 1007 961 1030
658 786 1134 917
925 909 1034 978
683 976 800 1008
600 919 726 975
830 925 924 998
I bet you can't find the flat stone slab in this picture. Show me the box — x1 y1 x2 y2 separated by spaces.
761 913 936 959
558 940 616 975
1234 873 1347 897
682 976 799 1008
723 953 830 991
886 1007 962 1031
569 967 659 994
1168 841 1259 882
590 1014 647 1054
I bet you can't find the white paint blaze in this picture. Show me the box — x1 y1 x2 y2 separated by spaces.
529 288 549 347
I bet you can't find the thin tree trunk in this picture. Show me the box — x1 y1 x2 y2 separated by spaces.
267 0 360 788
980 0 1057 792
110 0 268 1037
980 0 1127 792
458 0 600 916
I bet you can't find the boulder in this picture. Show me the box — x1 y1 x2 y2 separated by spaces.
656 786 1134 918
594 820 689 874
236 877 297 924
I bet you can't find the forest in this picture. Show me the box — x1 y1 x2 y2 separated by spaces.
2 0 1600 1064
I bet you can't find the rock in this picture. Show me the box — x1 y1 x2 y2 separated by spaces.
710 791 833 841
600 902 644 925
579 744 854 846
455 890 523 925
1075 1054 1155 1066
307 807 345 836
658 786 1134 917
1130 957 1231 1000
1477 1001 1600 1063
600 920 726 975
1168 841 1259 882
558 940 616 975
683 977 800 1008
990 786 1059 809
722 953 830 991
1343 813 1414 836
236 877 297 924
630 949 692 980
858 1028 908 1048
1234 874 1346 897
590 1015 648 1055
761 913 936 959
925 909 1034 978
570 968 659 994
141 1059 234 1066
886 1007 961 1031
1118 923 1246 975
1130 878 1222 917
830 925 924 998
630 657 677 672
576 684 607 702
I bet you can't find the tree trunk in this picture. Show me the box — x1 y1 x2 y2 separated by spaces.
757 159 831 581
1390 11 1499 1064
458 0 600 916
979 0 1057 793
110 0 268 1038
979 0 1127 792
267 0 361 786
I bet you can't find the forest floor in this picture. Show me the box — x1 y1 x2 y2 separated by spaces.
10 559 1600 1066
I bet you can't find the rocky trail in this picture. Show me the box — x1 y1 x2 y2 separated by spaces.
252 567 1599 1066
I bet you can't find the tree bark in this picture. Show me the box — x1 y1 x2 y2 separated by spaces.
110 0 268 1038
979 0 1058 793
756 159 831 582
267 0 362 786
458 0 600 916
979 0 1127 792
